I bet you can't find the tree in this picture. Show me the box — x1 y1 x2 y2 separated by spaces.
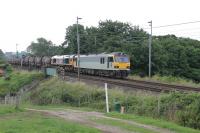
151 35 200 81
63 24 88 54
0 49 5 64
27 38 62 56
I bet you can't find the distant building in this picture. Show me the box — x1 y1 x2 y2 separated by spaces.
5 51 28 59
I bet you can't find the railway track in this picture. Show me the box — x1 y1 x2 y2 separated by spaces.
64 72 200 93
13 65 200 93
126 79 200 92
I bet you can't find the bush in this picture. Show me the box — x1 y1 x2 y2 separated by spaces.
176 94 200 129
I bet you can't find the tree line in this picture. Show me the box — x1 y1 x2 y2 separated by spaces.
27 20 200 82
0 49 5 65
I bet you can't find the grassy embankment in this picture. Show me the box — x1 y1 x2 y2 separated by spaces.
23 77 200 131
0 105 100 133
129 74 200 87
0 70 44 97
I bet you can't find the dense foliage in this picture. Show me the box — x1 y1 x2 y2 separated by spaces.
29 78 200 129
152 35 200 81
62 20 200 82
0 49 5 65
0 71 44 97
27 38 63 56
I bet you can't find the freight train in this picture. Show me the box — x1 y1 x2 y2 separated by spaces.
8 52 130 78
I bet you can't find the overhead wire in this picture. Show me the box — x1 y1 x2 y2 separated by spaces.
142 20 200 40
144 20 200 29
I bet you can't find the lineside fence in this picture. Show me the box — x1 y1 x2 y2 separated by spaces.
0 80 40 106
0 95 21 105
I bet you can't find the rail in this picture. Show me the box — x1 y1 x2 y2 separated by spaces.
64 72 200 92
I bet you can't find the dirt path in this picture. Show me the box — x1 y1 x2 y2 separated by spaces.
26 108 174 133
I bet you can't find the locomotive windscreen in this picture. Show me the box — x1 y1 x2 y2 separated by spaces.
115 56 129 62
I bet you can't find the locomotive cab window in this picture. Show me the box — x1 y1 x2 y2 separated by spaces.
100 57 105 64
108 57 114 62
53 59 56 63
64 58 69 64
115 56 129 62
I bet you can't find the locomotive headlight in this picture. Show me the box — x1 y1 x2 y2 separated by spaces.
114 66 119 68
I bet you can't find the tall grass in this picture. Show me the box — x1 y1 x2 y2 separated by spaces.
0 105 24 115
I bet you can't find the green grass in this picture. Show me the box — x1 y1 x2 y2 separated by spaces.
0 106 100 133
91 117 156 133
129 74 200 88
106 112 200 133
23 104 200 133
0 105 24 115
2 105 199 133
0 70 44 96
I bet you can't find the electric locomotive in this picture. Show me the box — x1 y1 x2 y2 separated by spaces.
73 52 130 78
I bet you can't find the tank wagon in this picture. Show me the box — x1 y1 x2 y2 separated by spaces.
24 56 30 66
29 56 35 66
42 56 51 67
9 52 130 78
35 56 43 67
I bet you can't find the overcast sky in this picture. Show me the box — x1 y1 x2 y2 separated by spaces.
0 0 200 52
